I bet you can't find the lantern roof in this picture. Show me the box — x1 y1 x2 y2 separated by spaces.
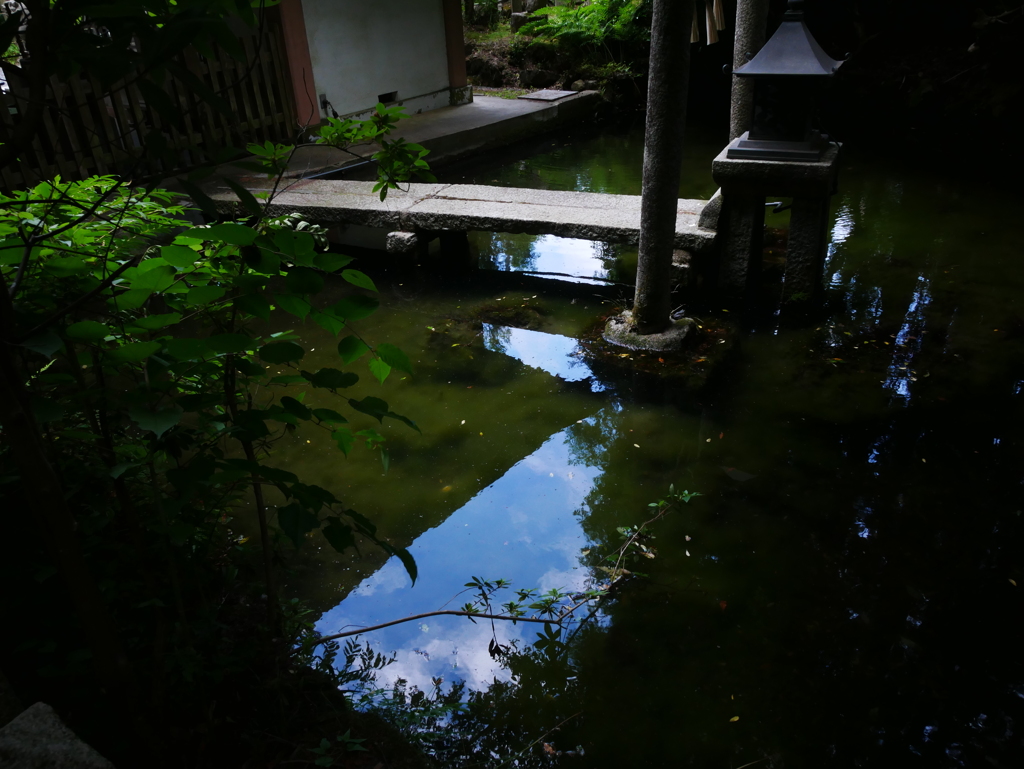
734 1 843 78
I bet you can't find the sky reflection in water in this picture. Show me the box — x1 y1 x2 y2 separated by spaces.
315 415 605 694
481 323 602 389
476 232 613 284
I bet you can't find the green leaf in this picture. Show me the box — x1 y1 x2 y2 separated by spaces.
244 247 281 275
259 341 305 364
348 396 389 423
31 397 64 424
312 408 347 424
109 462 141 479
43 257 90 277
275 293 311 320
233 411 270 439
332 295 379 321
314 253 353 272
355 428 385 446
305 368 358 390
285 267 324 295
312 309 345 336
160 245 199 269
333 428 355 456
382 543 418 586
106 341 162 364
337 335 370 364
0 245 33 266
20 330 64 358
131 313 182 331
131 265 176 291
109 288 153 310
376 343 413 375
322 517 355 554
223 178 263 217
280 396 312 420
368 357 391 385
341 269 377 292
235 357 265 377
236 294 272 320
176 179 220 220
205 333 253 353
266 407 298 426
183 223 258 246
273 230 316 264
277 503 319 548
129 404 183 438
186 285 226 305
66 320 114 342
163 338 210 361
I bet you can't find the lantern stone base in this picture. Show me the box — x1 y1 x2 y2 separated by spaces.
712 141 840 300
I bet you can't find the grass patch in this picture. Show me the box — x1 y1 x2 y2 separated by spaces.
473 86 531 99
465 22 513 44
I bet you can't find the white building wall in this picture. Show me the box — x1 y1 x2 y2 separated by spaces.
302 0 451 118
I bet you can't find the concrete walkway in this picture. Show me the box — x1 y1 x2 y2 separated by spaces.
218 92 605 182
212 179 715 251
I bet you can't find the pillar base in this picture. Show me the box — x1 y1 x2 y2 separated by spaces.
603 310 696 352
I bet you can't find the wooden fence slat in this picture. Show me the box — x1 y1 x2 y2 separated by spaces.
49 76 94 179
0 22 296 191
210 46 245 149
67 74 112 175
228 40 260 143
10 79 62 183
123 77 159 178
252 30 277 136
104 81 143 175
268 29 296 136
242 37 274 139
0 88 34 187
183 47 226 147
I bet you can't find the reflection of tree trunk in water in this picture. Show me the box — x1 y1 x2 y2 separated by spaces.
632 0 694 334
223 357 281 632
0 275 147 739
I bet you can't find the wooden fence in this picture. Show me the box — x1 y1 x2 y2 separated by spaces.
0 22 296 190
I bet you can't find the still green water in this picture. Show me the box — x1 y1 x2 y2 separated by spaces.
269 122 1024 767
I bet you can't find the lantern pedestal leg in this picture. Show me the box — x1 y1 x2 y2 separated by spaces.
719 194 765 296
784 196 831 302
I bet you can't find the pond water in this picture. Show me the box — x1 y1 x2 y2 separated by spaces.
269 120 1024 767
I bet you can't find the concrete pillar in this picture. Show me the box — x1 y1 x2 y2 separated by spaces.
632 0 695 334
729 0 770 140
277 0 319 130
784 196 831 300
719 195 765 294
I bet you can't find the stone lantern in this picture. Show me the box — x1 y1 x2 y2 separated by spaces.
728 0 843 161
711 0 843 301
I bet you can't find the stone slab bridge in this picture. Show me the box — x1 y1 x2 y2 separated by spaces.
212 179 718 257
